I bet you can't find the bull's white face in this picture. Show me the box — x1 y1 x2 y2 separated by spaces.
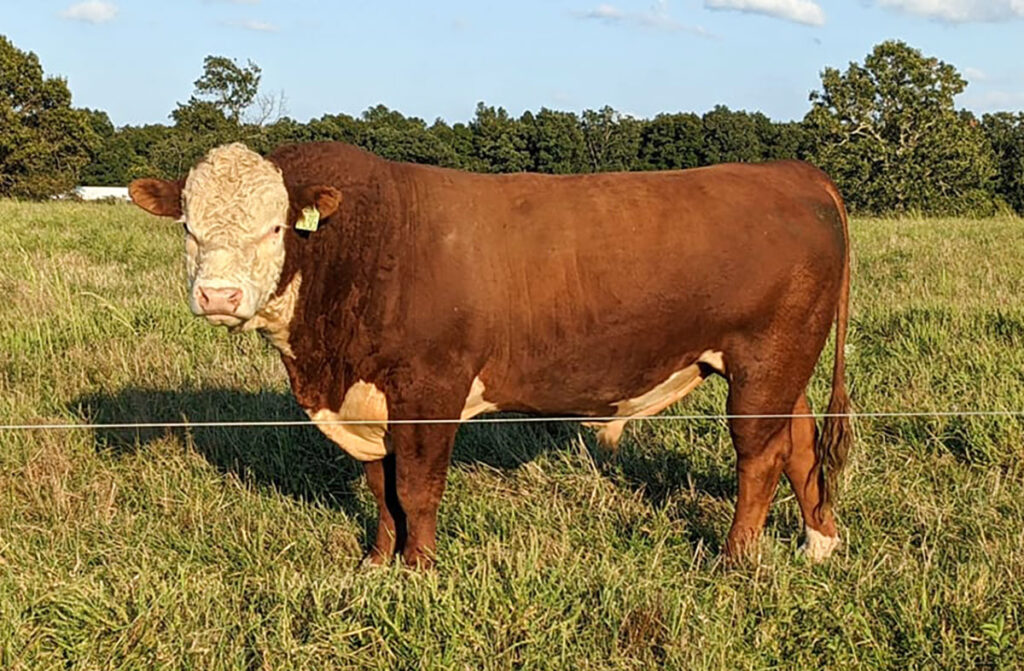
129 142 340 331
179 144 290 327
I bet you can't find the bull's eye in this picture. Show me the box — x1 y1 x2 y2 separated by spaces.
261 226 283 243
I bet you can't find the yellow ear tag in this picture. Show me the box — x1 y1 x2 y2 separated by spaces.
296 206 320 232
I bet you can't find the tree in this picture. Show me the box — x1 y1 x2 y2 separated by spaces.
699 106 768 164
79 123 173 185
192 55 261 123
429 119 484 171
468 103 531 173
355 105 459 166
766 121 811 161
150 99 244 177
522 108 587 174
301 112 361 144
147 55 268 177
638 112 703 171
981 112 1024 214
805 40 997 216
581 106 641 172
0 35 99 198
82 107 114 140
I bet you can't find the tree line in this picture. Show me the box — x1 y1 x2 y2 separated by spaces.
2 35 1023 217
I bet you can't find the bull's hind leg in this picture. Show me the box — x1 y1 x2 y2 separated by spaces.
724 410 791 560
724 381 841 561
785 393 840 561
723 358 809 559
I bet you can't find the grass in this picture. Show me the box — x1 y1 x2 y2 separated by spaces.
1 200 1023 669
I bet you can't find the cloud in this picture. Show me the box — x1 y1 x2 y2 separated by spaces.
963 66 988 81
59 1 118 24
225 18 278 32
578 4 625 20
703 0 825 26
574 1 714 37
876 0 1024 22
962 89 1024 110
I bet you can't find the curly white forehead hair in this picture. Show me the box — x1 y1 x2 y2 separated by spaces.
182 142 289 237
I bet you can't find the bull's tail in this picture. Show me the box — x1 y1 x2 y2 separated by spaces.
816 181 853 513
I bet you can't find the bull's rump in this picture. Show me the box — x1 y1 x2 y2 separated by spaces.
396 160 846 414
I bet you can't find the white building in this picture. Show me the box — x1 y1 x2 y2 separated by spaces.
72 186 131 201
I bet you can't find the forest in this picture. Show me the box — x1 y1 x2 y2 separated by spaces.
2 35 1023 217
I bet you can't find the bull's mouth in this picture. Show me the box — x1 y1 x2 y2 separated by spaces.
201 312 246 328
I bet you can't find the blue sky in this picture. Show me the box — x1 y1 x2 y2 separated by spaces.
3 0 1023 127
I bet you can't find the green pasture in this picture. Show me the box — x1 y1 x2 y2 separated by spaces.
0 201 1022 669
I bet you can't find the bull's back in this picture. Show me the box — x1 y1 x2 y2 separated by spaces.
409 162 840 323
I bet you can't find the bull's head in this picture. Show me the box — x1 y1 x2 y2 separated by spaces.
129 143 340 328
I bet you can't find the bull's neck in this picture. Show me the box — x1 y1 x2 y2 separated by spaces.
259 165 402 363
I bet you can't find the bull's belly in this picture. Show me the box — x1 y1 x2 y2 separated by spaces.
306 350 724 461
461 349 725 422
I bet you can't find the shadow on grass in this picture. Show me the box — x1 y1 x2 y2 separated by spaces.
610 431 735 551
71 387 366 515
70 388 736 550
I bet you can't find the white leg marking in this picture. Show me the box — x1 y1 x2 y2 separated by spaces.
800 526 840 562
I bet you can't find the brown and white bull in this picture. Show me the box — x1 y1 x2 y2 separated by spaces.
129 141 852 567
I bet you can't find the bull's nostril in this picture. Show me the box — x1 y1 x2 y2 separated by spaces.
197 287 210 308
227 289 242 309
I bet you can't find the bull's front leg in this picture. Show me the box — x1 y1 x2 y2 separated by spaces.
390 420 459 568
363 455 405 565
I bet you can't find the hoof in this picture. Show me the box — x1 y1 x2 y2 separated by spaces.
723 532 764 565
401 547 437 570
359 549 393 569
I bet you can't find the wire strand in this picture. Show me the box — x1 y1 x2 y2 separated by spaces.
2 410 1023 431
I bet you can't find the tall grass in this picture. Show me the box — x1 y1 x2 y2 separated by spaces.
0 201 1022 669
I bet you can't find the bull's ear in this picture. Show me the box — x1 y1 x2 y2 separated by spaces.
297 185 342 220
313 186 342 218
128 178 184 218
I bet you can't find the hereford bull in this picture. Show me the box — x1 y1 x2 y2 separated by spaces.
129 141 852 567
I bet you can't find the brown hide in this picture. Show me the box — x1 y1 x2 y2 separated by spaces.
268 143 845 424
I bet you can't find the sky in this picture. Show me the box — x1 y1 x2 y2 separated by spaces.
2 0 1023 127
